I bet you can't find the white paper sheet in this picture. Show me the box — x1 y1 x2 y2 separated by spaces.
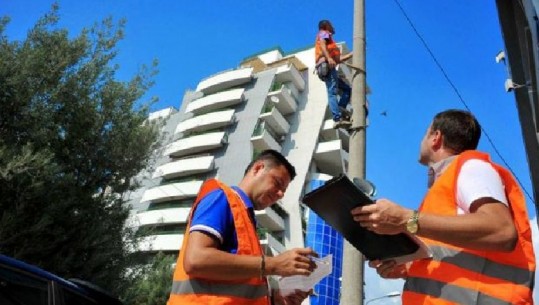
276 254 333 296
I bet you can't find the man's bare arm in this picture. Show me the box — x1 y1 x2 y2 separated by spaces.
351 198 517 252
184 232 318 280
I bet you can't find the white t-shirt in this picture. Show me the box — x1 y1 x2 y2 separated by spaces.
455 159 508 214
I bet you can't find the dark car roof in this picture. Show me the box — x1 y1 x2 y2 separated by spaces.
0 254 123 305
0 254 79 290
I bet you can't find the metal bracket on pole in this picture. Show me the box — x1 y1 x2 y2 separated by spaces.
343 62 367 76
347 125 368 133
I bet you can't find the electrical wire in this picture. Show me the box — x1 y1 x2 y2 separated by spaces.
392 0 536 205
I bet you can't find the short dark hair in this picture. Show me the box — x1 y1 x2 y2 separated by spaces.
431 109 481 154
318 19 331 30
245 150 296 180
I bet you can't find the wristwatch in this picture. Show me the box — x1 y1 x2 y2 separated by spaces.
406 210 420 234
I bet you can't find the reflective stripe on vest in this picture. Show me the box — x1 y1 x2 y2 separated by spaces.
171 279 269 299
403 150 535 305
404 277 512 305
428 245 534 287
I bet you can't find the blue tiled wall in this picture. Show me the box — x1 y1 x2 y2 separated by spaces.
306 179 343 305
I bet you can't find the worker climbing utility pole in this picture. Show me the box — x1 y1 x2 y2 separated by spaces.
340 0 366 304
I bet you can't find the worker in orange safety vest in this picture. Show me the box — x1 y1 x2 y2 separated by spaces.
351 109 535 305
315 19 354 130
167 149 318 305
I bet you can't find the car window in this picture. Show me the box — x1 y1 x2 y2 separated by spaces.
0 264 49 305
61 287 97 305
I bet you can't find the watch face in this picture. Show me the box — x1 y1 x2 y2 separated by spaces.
407 211 419 234
407 222 418 234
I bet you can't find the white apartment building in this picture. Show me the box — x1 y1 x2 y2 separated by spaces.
127 44 354 262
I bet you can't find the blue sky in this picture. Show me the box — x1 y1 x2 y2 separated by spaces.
2 1 537 303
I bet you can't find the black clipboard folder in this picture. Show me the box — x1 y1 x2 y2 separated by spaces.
302 174 431 263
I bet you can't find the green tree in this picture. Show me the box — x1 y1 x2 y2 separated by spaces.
0 4 159 295
123 252 175 305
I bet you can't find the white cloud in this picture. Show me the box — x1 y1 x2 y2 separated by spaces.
364 217 539 304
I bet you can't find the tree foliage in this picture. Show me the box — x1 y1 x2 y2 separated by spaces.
0 4 159 294
123 252 175 305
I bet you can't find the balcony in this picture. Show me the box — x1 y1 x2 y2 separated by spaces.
164 131 227 158
141 180 203 203
136 207 191 226
260 106 289 135
255 207 285 231
260 233 285 256
196 67 254 95
148 107 177 121
320 119 350 151
175 109 235 135
139 234 183 252
284 82 300 100
153 155 215 179
251 121 281 152
186 88 245 115
267 84 297 116
314 140 349 176
274 64 305 92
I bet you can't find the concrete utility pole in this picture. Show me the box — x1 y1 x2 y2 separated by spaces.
340 0 366 304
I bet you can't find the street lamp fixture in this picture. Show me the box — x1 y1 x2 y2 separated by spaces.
365 291 401 304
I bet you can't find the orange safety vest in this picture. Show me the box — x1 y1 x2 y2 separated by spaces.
315 30 341 64
403 150 535 305
167 179 270 305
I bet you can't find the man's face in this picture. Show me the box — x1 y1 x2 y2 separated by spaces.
250 162 291 210
327 23 335 34
418 125 434 165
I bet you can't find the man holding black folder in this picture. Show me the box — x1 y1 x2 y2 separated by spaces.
351 110 535 304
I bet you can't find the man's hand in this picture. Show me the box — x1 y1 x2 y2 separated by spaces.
320 39 337 68
350 198 413 235
274 289 313 305
327 57 337 69
267 248 317 277
368 260 408 279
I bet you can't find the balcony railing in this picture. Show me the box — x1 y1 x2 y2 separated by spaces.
314 140 349 177
164 131 227 158
259 232 285 256
267 83 297 116
251 124 281 151
147 198 194 211
140 180 203 203
175 109 235 135
320 119 349 151
138 234 183 252
274 64 305 92
196 67 254 95
153 155 215 180
186 88 245 115
259 105 290 135
255 206 285 231
148 107 177 121
251 120 282 152
136 207 191 226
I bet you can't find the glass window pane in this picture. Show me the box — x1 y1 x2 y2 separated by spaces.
62 287 97 305
0 266 49 305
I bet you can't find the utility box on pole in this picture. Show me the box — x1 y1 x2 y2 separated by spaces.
340 0 367 304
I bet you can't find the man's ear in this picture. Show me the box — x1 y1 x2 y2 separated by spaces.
251 161 265 175
432 130 443 149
